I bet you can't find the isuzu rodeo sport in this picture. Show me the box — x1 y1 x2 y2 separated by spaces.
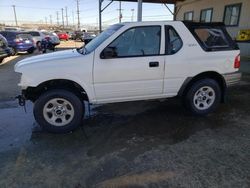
15 21 241 133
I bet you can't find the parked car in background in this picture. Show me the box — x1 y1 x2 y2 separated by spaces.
73 31 82 40
81 32 96 44
0 31 35 54
0 34 13 63
42 31 60 47
27 31 60 48
57 32 69 41
27 31 45 47
67 31 75 40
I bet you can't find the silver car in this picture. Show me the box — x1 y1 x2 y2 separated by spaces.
27 31 60 47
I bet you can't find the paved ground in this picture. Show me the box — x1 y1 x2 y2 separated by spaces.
0 44 250 187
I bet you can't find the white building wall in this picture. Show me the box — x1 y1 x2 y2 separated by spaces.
176 0 250 56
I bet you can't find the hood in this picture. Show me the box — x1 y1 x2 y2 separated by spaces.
15 49 81 71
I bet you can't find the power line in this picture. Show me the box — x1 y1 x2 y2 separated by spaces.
14 5 58 10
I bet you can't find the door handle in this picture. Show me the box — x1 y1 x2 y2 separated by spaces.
149 61 159 67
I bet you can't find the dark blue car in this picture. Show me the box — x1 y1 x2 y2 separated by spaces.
0 34 13 63
0 31 35 54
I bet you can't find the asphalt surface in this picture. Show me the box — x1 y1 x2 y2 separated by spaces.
0 45 250 187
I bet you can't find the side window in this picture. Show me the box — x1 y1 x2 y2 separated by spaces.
165 26 183 55
107 26 161 57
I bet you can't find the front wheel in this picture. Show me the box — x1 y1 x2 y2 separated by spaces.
34 89 84 133
184 79 221 116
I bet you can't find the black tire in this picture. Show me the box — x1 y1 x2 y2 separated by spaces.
184 79 221 116
10 47 17 55
27 48 34 54
0 58 3 63
34 89 84 133
36 41 41 50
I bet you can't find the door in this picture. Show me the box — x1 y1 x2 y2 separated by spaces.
93 25 165 102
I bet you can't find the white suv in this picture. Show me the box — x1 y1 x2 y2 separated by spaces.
15 21 241 133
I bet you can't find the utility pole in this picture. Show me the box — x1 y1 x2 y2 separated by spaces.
137 0 142 22
45 17 47 25
72 11 75 29
65 6 69 27
12 5 18 26
76 0 80 30
99 0 102 33
56 11 59 25
117 1 123 23
61 8 64 29
50 15 52 25
131 9 135 22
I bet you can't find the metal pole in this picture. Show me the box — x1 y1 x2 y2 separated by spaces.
61 8 64 29
50 15 52 25
137 0 142 22
99 0 102 33
76 0 80 30
131 9 134 22
45 17 47 25
72 11 75 29
119 1 122 23
65 7 69 27
56 11 59 25
12 5 18 26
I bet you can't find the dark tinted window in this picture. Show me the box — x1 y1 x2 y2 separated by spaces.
108 26 161 57
0 32 7 38
165 26 182 55
0 31 15 39
17 33 33 40
28 32 40 36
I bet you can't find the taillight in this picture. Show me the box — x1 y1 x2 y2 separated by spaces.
234 54 240 69
14 38 23 44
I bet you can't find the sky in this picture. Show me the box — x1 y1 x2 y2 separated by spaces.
0 0 174 27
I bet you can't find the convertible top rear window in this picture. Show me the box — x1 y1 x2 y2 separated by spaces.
183 22 239 51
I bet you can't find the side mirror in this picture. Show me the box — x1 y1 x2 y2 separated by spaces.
100 47 116 59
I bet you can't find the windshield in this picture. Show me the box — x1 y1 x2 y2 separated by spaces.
82 24 124 54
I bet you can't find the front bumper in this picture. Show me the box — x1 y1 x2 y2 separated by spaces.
223 72 242 87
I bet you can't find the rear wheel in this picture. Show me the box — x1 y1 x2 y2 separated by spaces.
184 79 221 116
10 47 17 55
27 48 34 54
34 89 84 133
